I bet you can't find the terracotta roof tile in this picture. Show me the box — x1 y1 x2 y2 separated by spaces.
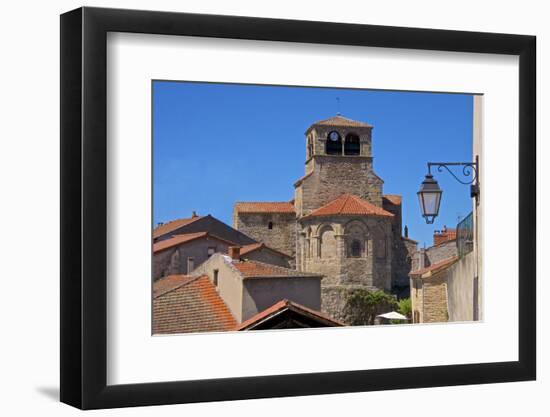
234 201 295 214
153 275 237 334
153 215 203 239
305 194 394 218
433 227 457 246
236 299 345 330
153 232 236 254
153 232 207 253
153 274 196 298
239 243 293 259
383 194 402 205
233 260 323 279
307 115 372 131
239 242 264 256
409 256 459 278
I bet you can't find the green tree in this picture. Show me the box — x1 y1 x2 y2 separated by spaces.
397 297 412 319
343 289 397 326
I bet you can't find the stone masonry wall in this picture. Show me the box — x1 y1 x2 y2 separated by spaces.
392 238 417 291
410 277 423 323
153 237 233 280
421 273 449 323
234 212 296 259
425 239 458 265
299 215 393 320
296 156 383 218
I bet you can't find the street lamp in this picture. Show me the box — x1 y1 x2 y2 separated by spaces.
417 174 442 224
417 156 479 224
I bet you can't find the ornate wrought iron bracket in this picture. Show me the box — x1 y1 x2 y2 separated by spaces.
426 155 480 199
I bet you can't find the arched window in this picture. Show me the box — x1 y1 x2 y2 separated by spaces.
268 221 273 229
344 133 360 155
307 136 313 159
350 240 362 257
319 225 336 258
326 131 342 155
345 221 368 258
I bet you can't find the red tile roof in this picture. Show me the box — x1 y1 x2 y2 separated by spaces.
433 227 457 246
236 299 345 330
409 256 459 278
153 275 237 334
239 242 293 259
307 115 373 132
383 194 402 205
304 194 394 218
153 215 203 239
234 201 295 214
153 274 196 298
153 232 236 254
232 260 323 279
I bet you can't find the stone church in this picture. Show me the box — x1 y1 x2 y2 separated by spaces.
233 115 417 321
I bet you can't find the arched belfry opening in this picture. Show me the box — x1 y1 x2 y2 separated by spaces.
344 133 360 155
326 131 342 155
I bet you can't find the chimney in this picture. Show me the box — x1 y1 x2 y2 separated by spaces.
157 222 164 227
228 246 241 261
192 210 198 218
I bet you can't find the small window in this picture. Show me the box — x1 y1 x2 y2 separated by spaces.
207 247 216 257
268 221 273 229
350 240 362 257
213 269 219 286
187 257 195 273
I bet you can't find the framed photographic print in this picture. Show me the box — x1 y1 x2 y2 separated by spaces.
60 6 536 410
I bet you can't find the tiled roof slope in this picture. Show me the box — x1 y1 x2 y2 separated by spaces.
153 275 237 334
433 227 457 246
383 194 402 205
153 232 236 254
308 115 372 130
153 274 196 298
236 299 345 330
233 260 323 279
305 194 394 218
234 201 295 214
153 215 203 239
239 242 293 259
409 256 459 278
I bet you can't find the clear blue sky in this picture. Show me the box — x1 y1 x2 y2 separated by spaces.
153 81 473 247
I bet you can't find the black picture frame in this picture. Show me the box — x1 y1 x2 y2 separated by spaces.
60 6 536 410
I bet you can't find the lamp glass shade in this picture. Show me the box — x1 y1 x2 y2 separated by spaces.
417 174 442 223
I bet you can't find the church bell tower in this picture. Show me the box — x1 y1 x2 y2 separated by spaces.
295 115 384 218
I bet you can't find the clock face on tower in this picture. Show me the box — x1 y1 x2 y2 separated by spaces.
329 131 340 141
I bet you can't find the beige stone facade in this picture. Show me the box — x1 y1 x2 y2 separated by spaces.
192 252 323 323
410 257 458 324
